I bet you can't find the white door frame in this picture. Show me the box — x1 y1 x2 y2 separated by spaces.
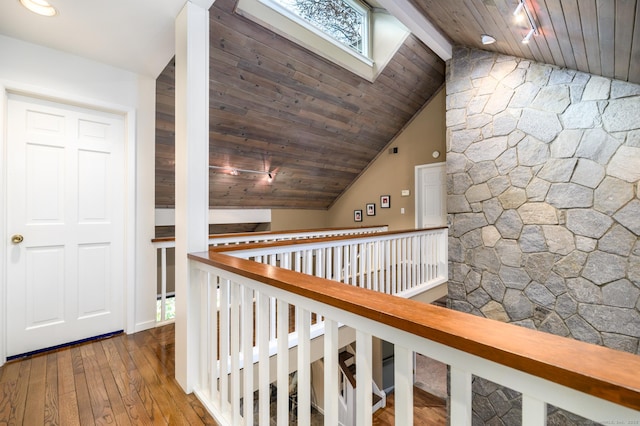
414 162 446 229
0 83 137 367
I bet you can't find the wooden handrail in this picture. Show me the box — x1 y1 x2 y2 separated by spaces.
151 225 388 244
189 250 640 412
209 226 447 253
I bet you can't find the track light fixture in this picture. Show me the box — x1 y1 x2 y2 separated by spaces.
209 165 275 180
513 0 538 44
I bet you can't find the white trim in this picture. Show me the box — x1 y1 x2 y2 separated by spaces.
374 0 452 60
0 87 7 367
155 208 272 226
0 82 137 365
261 0 372 62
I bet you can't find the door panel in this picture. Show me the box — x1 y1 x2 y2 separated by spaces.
6 94 125 357
416 163 446 228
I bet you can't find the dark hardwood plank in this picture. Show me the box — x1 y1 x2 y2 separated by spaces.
44 353 60 425
373 386 446 425
57 348 81 426
23 355 46 426
80 343 116 425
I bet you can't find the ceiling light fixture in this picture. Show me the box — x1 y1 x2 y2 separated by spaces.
513 0 538 44
209 165 275 180
481 34 496 45
19 0 57 16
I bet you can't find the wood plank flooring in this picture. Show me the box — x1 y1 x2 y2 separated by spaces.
0 324 447 425
0 324 217 425
373 386 447 425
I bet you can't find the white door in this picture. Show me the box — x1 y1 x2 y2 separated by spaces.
415 163 446 228
6 94 125 357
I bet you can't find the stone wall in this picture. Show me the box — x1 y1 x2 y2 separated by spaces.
446 47 640 424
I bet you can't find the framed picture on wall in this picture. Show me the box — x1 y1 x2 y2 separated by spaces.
366 203 376 216
354 209 363 222
380 195 390 208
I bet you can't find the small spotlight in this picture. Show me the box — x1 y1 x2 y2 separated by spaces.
268 172 273 179
481 34 496 45
513 1 524 19
20 0 57 16
522 28 535 44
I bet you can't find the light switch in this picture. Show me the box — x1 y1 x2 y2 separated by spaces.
401 208 405 214
401 189 410 196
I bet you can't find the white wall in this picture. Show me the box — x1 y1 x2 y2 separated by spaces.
0 35 157 365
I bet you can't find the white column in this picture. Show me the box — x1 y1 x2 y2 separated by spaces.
174 0 212 392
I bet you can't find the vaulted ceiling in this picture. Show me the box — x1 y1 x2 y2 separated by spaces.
155 0 446 209
153 0 640 210
410 0 640 84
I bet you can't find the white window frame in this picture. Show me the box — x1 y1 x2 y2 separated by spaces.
260 0 373 64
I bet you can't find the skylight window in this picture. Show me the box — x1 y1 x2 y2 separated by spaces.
237 0 410 81
269 0 370 57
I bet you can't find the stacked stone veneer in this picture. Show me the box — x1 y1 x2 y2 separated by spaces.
446 47 640 425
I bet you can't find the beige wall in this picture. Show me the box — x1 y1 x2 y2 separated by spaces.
270 208 329 231
267 88 445 232
327 88 446 230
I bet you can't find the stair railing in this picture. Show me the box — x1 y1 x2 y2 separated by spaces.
188 250 640 426
151 225 388 324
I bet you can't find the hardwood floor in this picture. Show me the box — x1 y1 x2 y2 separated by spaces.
0 324 217 425
0 324 447 425
373 386 447 425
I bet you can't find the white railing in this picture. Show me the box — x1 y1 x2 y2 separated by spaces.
151 226 388 324
218 227 448 300
188 252 640 426
213 227 448 348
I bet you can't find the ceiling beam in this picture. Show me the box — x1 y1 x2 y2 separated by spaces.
375 0 452 60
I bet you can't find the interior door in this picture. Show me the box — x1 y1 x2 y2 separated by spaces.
415 163 446 228
6 94 125 357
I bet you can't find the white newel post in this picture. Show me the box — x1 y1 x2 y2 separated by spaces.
174 0 213 392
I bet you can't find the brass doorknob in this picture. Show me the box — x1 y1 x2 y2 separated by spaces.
11 234 24 244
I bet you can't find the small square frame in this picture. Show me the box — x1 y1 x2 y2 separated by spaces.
380 195 390 208
366 203 376 216
354 209 363 222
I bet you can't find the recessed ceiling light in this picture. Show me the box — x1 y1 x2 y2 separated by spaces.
481 34 496 45
19 0 57 17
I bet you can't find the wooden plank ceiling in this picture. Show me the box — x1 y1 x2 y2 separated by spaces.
155 0 446 210
157 0 639 212
410 0 640 84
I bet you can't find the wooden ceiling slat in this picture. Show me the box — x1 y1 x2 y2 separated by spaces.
559 0 590 73
596 0 616 78
578 0 603 76
614 0 636 81
420 0 482 48
522 0 556 65
542 0 578 69
630 2 640 83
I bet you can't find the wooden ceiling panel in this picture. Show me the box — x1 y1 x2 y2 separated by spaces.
410 0 640 84
156 0 640 212
156 0 445 210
